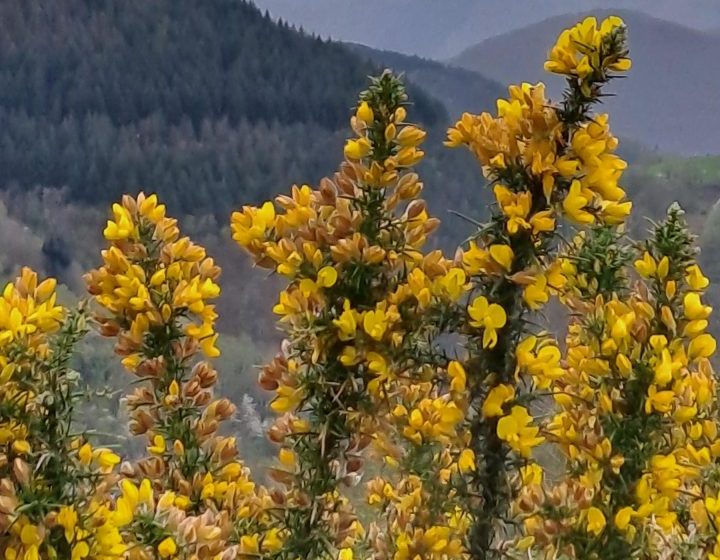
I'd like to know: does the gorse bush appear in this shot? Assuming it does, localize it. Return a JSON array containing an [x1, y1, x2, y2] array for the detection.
[[1, 14, 719, 560]]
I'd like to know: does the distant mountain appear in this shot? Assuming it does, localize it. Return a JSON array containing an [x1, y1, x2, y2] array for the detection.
[[251, 0, 720, 59], [346, 43, 505, 117], [450, 10, 720, 156]]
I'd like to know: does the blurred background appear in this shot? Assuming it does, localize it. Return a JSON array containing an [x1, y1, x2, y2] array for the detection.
[[1, 0, 718, 468]]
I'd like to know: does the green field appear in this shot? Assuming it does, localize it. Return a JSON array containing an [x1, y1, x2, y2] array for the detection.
[[642, 155, 720, 187]]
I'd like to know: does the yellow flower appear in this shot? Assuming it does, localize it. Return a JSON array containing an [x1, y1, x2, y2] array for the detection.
[[12, 440, 31, 455], [299, 265, 338, 296], [344, 137, 372, 160], [448, 360, 467, 393], [23, 545, 40, 560], [58, 506, 78, 543], [494, 185, 531, 234], [93, 448, 120, 470], [317, 266, 338, 288], [397, 125, 427, 147], [231, 201, 276, 246], [686, 264, 709, 290], [529, 209, 556, 235], [148, 434, 166, 455], [496, 406, 544, 457], [356, 101, 374, 124], [199, 332, 221, 358], [688, 333, 716, 360], [586, 506, 606, 535], [684, 292, 712, 321], [482, 384, 515, 418], [363, 306, 389, 341], [158, 537, 177, 558], [601, 200, 632, 224], [103, 203, 136, 241], [278, 447, 296, 467], [20, 524, 41, 549], [138, 193, 166, 222], [435, 268, 467, 301], [520, 463, 544, 485], [71, 542, 90, 560], [240, 534, 260, 554], [333, 299, 359, 340], [634, 251, 656, 277], [366, 352, 392, 394], [653, 349, 674, 386], [562, 180, 594, 224], [614, 507, 634, 531], [523, 273, 549, 310], [271, 385, 304, 413], [340, 345, 360, 366], [467, 296, 507, 349], [516, 336, 564, 389], [458, 449, 476, 474], [545, 16, 630, 80], [645, 385, 675, 414], [489, 244, 514, 271], [262, 528, 284, 553]]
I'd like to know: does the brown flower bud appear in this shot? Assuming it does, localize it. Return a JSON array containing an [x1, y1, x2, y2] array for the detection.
[[193, 391, 212, 407], [0, 479, 15, 496], [136, 356, 166, 378], [120, 461, 137, 478], [268, 468, 293, 485], [544, 519, 561, 536], [98, 320, 121, 337], [193, 362, 218, 388], [269, 488, 286, 506], [0, 495, 17, 515], [258, 370, 279, 391], [405, 199, 425, 220], [184, 379, 202, 398], [12, 458, 30, 486], [129, 408, 155, 435]]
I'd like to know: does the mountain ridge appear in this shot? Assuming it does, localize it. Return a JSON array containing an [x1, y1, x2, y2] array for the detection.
[[251, 0, 720, 59], [449, 9, 720, 155], [345, 43, 505, 118]]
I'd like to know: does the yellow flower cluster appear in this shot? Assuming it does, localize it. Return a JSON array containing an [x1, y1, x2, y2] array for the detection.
[[515, 207, 720, 558], [367, 471, 470, 559], [441, 14, 631, 557], [0, 268, 64, 348], [448, 70, 630, 227], [87, 193, 273, 559], [86, 193, 221, 368], [368, 362, 473, 560], [0, 269, 127, 559], [233, 72, 476, 559], [545, 16, 632, 90]]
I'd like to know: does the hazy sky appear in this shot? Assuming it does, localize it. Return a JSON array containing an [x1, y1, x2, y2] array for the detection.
[[252, 0, 720, 58]]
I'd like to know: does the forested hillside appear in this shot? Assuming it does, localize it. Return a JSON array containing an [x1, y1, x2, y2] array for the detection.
[[0, 0, 449, 214], [0, 0, 491, 412]]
